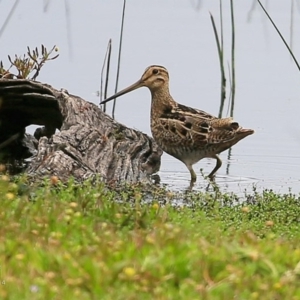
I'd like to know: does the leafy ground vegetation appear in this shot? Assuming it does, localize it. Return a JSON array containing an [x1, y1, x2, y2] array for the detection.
[[0, 169, 300, 300]]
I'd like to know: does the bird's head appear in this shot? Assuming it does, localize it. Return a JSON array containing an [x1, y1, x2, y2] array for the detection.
[[100, 65, 169, 104]]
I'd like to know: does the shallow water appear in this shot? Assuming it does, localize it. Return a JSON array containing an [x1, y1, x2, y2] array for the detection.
[[1, 0, 300, 194]]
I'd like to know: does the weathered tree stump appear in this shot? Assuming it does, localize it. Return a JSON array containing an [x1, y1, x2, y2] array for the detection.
[[0, 79, 162, 183]]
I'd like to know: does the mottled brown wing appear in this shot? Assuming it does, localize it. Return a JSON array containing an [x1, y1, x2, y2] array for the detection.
[[157, 104, 215, 147], [158, 103, 242, 147], [175, 103, 217, 121]]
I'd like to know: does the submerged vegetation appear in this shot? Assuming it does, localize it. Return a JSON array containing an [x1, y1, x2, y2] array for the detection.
[[1, 172, 300, 299]]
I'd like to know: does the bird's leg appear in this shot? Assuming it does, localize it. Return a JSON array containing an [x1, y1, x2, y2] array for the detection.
[[207, 154, 222, 180], [185, 163, 197, 183]]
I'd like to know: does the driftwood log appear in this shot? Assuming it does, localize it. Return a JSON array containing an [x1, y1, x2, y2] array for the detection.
[[0, 79, 162, 183]]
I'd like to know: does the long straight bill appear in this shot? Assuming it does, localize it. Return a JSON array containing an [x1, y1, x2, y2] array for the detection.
[[100, 80, 144, 104]]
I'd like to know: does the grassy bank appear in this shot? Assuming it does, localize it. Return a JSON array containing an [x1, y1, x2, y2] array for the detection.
[[0, 174, 300, 299]]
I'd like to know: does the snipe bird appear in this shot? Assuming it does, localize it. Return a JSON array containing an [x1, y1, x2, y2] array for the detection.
[[101, 66, 254, 182]]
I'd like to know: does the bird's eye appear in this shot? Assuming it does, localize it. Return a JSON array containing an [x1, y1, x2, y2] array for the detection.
[[152, 69, 159, 75]]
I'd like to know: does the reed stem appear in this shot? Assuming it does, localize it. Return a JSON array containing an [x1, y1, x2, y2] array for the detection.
[[210, 2, 226, 118], [112, 0, 127, 119], [229, 0, 236, 117], [0, 0, 20, 38], [257, 0, 300, 72], [290, 0, 294, 55], [64, 0, 73, 59], [100, 39, 112, 112]]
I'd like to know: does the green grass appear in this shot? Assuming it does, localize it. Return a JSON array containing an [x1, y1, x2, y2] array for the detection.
[[1, 173, 300, 299]]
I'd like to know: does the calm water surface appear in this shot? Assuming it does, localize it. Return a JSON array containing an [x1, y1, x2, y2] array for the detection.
[[1, 0, 300, 194]]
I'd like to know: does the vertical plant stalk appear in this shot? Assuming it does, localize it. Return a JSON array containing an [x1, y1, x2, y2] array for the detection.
[[112, 0, 127, 119], [64, 0, 73, 59], [290, 0, 294, 56], [0, 0, 20, 38], [43, 0, 51, 12], [100, 39, 112, 112], [257, 0, 300, 72], [210, 1, 226, 118], [229, 0, 235, 118], [226, 61, 232, 116], [104, 40, 112, 112], [226, 0, 236, 175], [296, 0, 300, 11], [226, 62, 233, 175], [247, 0, 257, 22], [219, 0, 226, 117], [42, 0, 73, 59], [219, 0, 224, 62]]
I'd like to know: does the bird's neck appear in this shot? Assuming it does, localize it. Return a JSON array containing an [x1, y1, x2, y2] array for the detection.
[[150, 87, 176, 116]]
